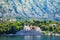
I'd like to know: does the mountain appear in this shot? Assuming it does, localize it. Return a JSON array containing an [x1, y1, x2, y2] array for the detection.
[[0, 0, 60, 21]]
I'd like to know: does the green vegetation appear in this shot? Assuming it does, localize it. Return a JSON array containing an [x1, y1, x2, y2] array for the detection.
[[0, 20, 24, 34], [0, 20, 60, 34]]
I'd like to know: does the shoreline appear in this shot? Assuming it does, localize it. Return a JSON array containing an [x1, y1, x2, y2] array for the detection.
[[0, 32, 60, 36], [44, 33, 60, 36]]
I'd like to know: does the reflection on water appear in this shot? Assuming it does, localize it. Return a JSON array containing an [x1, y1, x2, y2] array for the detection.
[[0, 36, 60, 40], [24, 36, 33, 40], [24, 36, 41, 40]]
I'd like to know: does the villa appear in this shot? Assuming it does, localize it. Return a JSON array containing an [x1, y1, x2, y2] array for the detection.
[[23, 25, 30, 31], [23, 25, 41, 32], [49, 24, 58, 27], [10, 18, 16, 22]]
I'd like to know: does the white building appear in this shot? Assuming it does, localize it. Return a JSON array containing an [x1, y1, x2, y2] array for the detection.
[[49, 24, 58, 27], [49, 24, 58, 29], [35, 27, 41, 32], [10, 18, 16, 22], [24, 25, 30, 31], [23, 25, 41, 32]]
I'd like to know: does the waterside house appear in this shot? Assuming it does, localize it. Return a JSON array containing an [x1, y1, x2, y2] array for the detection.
[[23, 25, 41, 32], [49, 24, 58, 29], [24, 25, 30, 31]]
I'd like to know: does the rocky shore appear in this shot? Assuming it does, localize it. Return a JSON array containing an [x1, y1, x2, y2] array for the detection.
[[44, 32, 60, 36]]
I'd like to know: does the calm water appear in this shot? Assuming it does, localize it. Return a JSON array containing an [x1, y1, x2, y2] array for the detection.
[[0, 35, 60, 40]]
